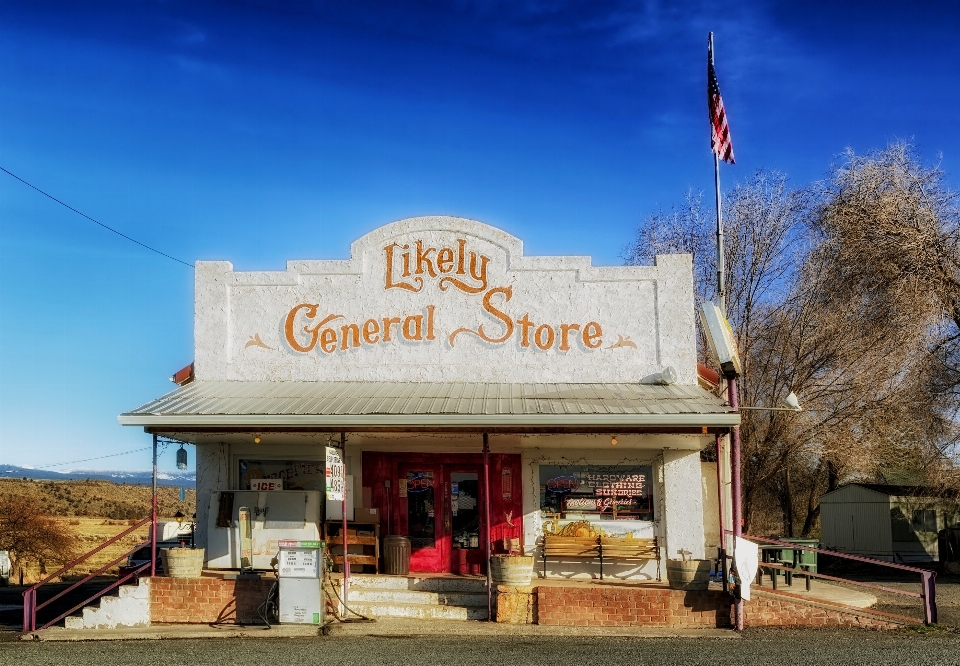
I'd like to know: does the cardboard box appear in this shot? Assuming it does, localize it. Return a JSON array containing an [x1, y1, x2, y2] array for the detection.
[[353, 507, 380, 524]]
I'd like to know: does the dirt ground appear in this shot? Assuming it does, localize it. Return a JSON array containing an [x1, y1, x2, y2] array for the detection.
[[831, 573, 960, 628], [10, 517, 180, 585]]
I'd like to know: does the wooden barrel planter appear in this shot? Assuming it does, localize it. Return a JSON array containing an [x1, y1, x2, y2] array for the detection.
[[665, 559, 711, 591], [161, 548, 205, 578], [491, 555, 534, 586]]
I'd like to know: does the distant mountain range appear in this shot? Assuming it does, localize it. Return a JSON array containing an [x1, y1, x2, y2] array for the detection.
[[0, 464, 195, 487]]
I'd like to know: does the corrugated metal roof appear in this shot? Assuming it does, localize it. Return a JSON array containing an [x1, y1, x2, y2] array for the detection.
[[119, 381, 738, 429]]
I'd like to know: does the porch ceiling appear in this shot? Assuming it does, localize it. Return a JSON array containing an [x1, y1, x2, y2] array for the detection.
[[119, 381, 738, 431]]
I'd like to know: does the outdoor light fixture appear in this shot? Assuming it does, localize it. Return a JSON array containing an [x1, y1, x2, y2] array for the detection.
[[176, 445, 188, 470], [648, 366, 678, 385], [739, 391, 803, 412], [611, 435, 618, 446], [254, 433, 261, 444], [174, 510, 185, 525]]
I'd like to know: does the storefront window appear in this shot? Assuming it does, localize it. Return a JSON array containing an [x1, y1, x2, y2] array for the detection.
[[539, 464, 654, 521], [451, 472, 480, 549], [238, 459, 324, 491], [406, 470, 436, 549]]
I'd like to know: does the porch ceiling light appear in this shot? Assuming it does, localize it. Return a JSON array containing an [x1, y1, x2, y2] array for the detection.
[[611, 435, 618, 446], [254, 433, 261, 444]]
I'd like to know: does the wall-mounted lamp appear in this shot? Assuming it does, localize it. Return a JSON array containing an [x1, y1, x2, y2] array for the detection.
[[611, 435, 618, 446], [254, 433, 261, 444], [739, 391, 802, 412]]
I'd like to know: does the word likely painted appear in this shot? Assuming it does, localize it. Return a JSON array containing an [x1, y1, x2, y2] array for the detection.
[[384, 239, 490, 294], [285, 304, 437, 353]]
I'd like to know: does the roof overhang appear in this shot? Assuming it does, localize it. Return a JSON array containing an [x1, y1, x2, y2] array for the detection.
[[119, 380, 740, 433]]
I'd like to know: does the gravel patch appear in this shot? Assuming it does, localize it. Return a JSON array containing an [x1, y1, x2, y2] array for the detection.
[[2, 631, 960, 665]]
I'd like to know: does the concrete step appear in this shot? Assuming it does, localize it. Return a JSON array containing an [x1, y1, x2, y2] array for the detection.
[[348, 588, 488, 607], [60, 580, 151, 630], [63, 616, 85, 630], [347, 575, 488, 593], [347, 601, 490, 621]]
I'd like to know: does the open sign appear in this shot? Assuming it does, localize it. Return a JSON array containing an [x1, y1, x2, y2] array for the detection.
[[406, 474, 434, 493], [545, 475, 579, 493]]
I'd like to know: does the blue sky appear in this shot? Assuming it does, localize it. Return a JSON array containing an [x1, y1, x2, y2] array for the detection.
[[2, 1, 959, 472]]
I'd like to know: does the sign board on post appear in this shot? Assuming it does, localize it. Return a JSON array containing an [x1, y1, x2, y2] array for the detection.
[[250, 479, 284, 492], [325, 446, 344, 502], [700, 301, 742, 378]]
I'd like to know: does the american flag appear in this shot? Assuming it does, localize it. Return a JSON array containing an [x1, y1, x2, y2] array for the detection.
[[708, 44, 735, 164]]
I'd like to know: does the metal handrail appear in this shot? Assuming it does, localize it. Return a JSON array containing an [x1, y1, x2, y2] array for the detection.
[[35, 561, 151, 631], [739, 532, 938, 625], [22, 515, 153, 632]]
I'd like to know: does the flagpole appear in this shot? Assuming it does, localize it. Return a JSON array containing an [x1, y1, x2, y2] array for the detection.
[[709, 30, 742, 631], [709, 32, 725, 316]]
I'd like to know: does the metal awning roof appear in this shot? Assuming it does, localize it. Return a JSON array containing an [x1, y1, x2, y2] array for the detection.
[[119, 381, 738, 431]]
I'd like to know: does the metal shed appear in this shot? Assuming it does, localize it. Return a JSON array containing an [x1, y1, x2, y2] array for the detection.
[[820, 484, 960, 563]]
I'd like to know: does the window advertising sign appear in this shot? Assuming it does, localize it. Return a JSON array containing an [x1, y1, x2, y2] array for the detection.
[[240, 459, 324, 492], [539, 465, 653, 520], [325, 447, 345, 502]]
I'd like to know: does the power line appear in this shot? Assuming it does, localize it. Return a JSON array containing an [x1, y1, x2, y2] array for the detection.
[[33, 447, 153, 469], [0, 166, 193, 268]]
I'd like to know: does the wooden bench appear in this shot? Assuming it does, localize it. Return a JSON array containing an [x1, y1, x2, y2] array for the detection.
[[541, 534, 660, 580], [600, 536, 661, 580]]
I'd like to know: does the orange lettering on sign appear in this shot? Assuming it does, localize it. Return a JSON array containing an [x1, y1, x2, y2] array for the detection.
[[384, 243, 423, 292], [385, 238, 490, 294], [284, 304, 344, 353], [448, 291, 602, 352]]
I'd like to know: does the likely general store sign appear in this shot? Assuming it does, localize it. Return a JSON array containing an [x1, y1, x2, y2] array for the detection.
[[193, 216, 696, 383]]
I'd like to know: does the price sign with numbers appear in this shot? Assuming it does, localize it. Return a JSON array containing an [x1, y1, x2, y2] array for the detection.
[[325, 446, 345, 502]]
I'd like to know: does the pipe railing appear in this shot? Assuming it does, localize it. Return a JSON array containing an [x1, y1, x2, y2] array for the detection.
[[739, 532, 938, 625], [22, 515, 154, 632]]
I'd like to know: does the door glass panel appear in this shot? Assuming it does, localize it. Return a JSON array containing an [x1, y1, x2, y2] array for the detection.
[[406, 470, 436, 549], [450, 472, 480, 549]]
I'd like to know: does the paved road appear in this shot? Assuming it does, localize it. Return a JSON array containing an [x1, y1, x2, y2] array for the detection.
[[3, 631, 960, 665]]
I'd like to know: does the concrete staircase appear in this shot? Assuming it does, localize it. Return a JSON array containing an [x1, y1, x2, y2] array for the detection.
[[341, 575, 490, 621], [62, 579, 150, 630]]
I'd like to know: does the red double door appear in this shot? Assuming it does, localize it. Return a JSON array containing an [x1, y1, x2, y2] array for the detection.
[[364, 452, 522, 574]]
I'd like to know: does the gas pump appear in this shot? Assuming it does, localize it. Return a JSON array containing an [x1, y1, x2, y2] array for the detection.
[[277, 540, 324, 625]]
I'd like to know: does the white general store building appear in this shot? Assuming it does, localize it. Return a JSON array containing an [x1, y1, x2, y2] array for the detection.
[[121, 216, 737, 580]]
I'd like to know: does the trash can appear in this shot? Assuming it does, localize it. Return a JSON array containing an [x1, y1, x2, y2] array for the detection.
[[383, 535, 411, 575], [780, 538, 818, 574]]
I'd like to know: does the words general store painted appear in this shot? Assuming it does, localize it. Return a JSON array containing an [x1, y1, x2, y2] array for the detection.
[[195, 216, 696, 383]]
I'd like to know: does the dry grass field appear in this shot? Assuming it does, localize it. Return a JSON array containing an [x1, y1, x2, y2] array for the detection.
[[0, 478, 196, 583]]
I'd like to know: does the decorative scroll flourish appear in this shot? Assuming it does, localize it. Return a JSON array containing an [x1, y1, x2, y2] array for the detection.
[[605, 334, 637, 350], [245, 333, 274, 350]]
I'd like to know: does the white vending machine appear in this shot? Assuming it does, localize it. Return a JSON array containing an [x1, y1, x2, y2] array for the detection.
[[278, 540, 324, 625]]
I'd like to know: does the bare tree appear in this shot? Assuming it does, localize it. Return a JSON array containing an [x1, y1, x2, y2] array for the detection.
[[627, 152, 960, 537], [0, 493, 78, 584]]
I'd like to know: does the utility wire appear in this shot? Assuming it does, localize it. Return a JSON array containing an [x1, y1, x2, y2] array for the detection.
[[0, 166, 193, 268], [32, 447, 153, 469]]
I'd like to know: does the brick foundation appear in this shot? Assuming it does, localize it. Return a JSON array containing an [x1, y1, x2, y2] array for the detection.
[[535, 584, 732, 628], [746, 590, 904, 630], [150, 574, 275, 624]]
